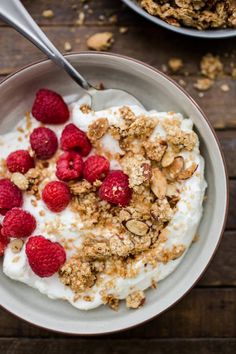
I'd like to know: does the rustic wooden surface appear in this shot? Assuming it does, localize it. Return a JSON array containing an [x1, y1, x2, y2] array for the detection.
[[0, 0, 236, 353]]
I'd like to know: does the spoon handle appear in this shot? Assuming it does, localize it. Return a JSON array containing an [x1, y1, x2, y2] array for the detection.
[[0, 0, 90, 90]]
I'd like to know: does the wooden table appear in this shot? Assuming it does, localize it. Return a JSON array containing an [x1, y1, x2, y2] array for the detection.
[[0, 1, 236, 353]]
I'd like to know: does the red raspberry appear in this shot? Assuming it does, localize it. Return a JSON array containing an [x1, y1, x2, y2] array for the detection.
[[0, 179, 23, 215], [6, 149, 35, 174], [60, 123, 92, 157], [32, 89, 69, 124], [42, 181, 71, 213], [25, 235, 66, 277], [99, 170, 132, 207], [83, 155, 110, 183], [0, 224, 9, 256], [30, 127, 58, 160], [2, 208, 36, 238], [56, 151, 83, 182]]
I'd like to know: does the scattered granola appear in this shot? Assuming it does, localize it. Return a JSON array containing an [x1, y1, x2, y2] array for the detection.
[[42, 9, 54, 19], [102, 294, 120, 311], [64, 41, 72, 52], [168, 58, 183, 72], [80, 104, 91, 114], [121, 154, 151, 188], [126, 290, 145, 309], [143, 138, 167, 162], [87, 118, 109, 142], [59, 258, 97, 293], [201, 54, 223, 80], [194, 78, 213, 91], [221, 83, 230, 92], [150, 198, 174, 223], [86, 32, 114, 51], [167, 130, 197, 152], [119, 26, 129, 34]]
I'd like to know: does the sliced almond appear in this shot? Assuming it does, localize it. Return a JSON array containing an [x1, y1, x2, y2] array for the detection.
[[164, 156, 184, 180], [178, 163, 198, 180], [161, 149, 175, 167], [124, 219, 149, 236], [10, 239, 24, 254], [151, 168, 167, 199]]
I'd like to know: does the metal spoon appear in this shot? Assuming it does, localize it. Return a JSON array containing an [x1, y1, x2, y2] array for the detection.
[[0, 0, 143, 110]]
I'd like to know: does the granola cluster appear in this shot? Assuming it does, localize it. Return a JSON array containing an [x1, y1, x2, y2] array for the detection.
[[1, 106, 199, 310], [139, 0, 236, 30], [58, 107, 198, 310]]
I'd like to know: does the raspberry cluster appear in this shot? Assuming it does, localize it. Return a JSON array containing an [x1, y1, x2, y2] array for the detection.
[[0, 88, 133, 278]]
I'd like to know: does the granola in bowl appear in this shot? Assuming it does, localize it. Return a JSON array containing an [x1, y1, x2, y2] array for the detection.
[[138, 0, 236, 30], [0, 88, 206, 311]]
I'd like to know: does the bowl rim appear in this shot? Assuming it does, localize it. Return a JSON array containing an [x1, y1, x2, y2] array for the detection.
[[0, 51, 229, 335], [121, 0, 236, 39]]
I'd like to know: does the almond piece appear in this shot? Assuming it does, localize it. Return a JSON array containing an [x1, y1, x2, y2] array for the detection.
[[124, 219, 149, 236], [178, 163, 198, 180], [164, 156, 184, 180], [161, 149, 175, 167], [171, 245, 186, 260], [151, 168, 167, 199]]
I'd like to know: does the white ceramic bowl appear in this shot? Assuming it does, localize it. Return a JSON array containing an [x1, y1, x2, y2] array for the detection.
[[122, 0, 236, 39], [0, 52, 228, 335]]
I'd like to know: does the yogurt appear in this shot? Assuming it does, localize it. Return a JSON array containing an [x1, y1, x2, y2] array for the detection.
[[1, 98, 207, 310]]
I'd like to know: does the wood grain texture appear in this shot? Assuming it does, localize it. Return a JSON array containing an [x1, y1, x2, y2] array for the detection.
[[0, 338, 236, 354], [228, 181, 236, 230], [0, 288, 235, 338], [0, 0, 235, 347], [19, 0, 131, 26]]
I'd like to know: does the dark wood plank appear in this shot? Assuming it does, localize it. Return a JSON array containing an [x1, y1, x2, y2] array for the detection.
[[0, 288, 235, 338], [19, 0, 130, 26], [0, 338, 236, 354], [228, 180, 236, 230], [199, 231, 236, 286], [216, 131, 236, 177]]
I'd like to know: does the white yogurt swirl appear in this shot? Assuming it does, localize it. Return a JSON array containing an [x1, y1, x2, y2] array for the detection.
[[1, 98, 207, 310]]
